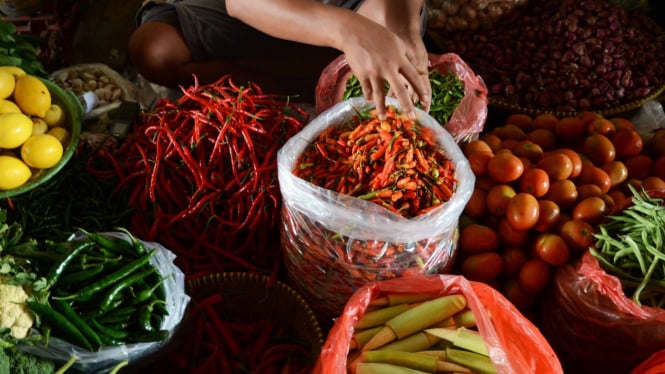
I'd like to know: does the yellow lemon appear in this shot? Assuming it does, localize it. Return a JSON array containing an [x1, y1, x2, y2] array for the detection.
[[0, 112, 33, 149], [0, 70, 15, 100], [20, 134, 64, 169], [0, 66, 26, 78], [42, 104, 66, 127], [0, 155, 31, 190], [0, 99, 21, 114], [32, 118, 48, 135], [46, 126, 70, 145], [13, 74, 51, 118]]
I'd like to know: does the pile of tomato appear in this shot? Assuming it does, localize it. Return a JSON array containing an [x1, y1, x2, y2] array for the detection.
[[454, 111, 665, 310]]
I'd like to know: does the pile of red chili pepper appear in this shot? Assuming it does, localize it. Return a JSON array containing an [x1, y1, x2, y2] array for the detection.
[[151, 293, 313, 374], [88, 75, 307, 278], [292, 106, 456, 218]]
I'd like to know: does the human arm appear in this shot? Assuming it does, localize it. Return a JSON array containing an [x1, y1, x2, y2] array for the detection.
[[225, 0, 430, 119]]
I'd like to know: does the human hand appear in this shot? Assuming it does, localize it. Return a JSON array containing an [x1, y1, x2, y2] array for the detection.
[[340, 21, 430, 120]]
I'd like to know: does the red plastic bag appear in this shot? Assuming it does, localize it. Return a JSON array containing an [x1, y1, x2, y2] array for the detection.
[[314, 53, 488, 142], [632, 349, 665, 374], [541, 249, 665, 374], [541, 189, 665, 374], [313, 274, 562, 374]]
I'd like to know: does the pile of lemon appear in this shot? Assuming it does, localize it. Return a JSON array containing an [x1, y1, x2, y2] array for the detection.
[[0, 65, 71, 191]]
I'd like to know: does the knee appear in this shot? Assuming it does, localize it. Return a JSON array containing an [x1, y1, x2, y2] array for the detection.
[[128, 24, 189, 83]]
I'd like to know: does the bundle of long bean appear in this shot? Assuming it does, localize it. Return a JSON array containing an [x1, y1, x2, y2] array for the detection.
[[88, 75, 307, 278], [590, 187, 665, 307]]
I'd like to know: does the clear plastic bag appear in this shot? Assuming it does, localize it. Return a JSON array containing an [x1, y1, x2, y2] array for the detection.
[[315, 53, 488, 143], [277, 97, 475, 320], [631, 100, 665, 135], [19, 231, 190, 373], [313, 274, 564, 374]]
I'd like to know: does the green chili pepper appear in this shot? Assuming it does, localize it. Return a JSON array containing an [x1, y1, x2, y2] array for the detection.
[[56, 249, 157, 303], [132, 274, 168, 306], [89, 318, 129, 341], [99, 267, 157, 311], [51, 299, 103, 351], [45, 241, 95, 290], [139, 299, 166, 332], [28, 301, 93, 351], [76, 228, 136, 258]]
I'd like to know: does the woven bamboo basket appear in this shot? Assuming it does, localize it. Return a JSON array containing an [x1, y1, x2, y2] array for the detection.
[[185, 272, 325, 362], [488, 83, 665, 119]]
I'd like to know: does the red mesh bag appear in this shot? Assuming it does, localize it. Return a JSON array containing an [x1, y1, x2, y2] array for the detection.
[[314, 274, 563, 374]]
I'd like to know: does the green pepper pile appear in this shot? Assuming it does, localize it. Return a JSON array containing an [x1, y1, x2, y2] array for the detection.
[[6, 227, 169, 351], [343, 70, 465, 126]]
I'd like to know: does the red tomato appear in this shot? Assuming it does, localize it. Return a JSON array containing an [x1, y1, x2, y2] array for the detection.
[[501, 247, 528, 278], [501, 279, 538, 310], [533, 233, 571, 266], [581, 133, 616, 165], [518, 259, 552, 293], [552, 148, 583, 179], [532, 113, 559, 130], [653, 155, 665, 180], [533, 199, 561, 233], [538, 152, 573, 181], [611, 129, 643, 159], [467, 151, 494, 176], [576, 184, 604, 200], [496, 217, 528, 248], [555, 116, 587, 143], [577, 164, 612, 193], [463, 139, 493, 156], [526, 128, 558, 151], [544, 179, 579, 210], [480, 133, 502, 152], [486, 184, 516, 216], [559, 219, 596, 253], [643, 176, 665, 191], [488, 151, 524, 183], [519, 168, 550, 198], [572, 196, 608, 224], [624, 155, 654, 180], [461, 252, 504, 283], [493, 123, 527, 140], [586, 117, 616, 137], [651, 129, 665, 157], [600, 160, 629, 187], [505, 113, 534, 132], [505, 193, 540, 231], [512, 140, 545, 164], [464, 188, 488, 219], [458, 223, 499, 254]]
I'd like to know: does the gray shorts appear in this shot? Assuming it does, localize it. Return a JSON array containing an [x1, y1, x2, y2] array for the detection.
[[137, 0, 426, 62]]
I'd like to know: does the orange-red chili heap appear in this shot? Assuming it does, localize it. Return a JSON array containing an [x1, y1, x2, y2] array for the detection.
[[293, 106, 456, 218]]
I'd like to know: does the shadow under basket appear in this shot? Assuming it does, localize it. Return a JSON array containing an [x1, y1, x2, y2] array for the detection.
[[186, 272, 325, 363]]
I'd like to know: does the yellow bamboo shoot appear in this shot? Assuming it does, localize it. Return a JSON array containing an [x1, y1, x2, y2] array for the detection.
[[363, 295, 467, 351]]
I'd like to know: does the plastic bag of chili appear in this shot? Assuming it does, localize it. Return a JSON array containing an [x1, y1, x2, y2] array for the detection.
[[277, 97, 475, 321]]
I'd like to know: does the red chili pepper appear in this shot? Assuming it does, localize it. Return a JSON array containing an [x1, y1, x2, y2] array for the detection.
[[88, 74, 307, 278]]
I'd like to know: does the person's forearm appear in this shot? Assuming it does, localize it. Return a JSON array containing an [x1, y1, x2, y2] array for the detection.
[[225, 0, 361, 52], [358, 0, 424, 37]]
